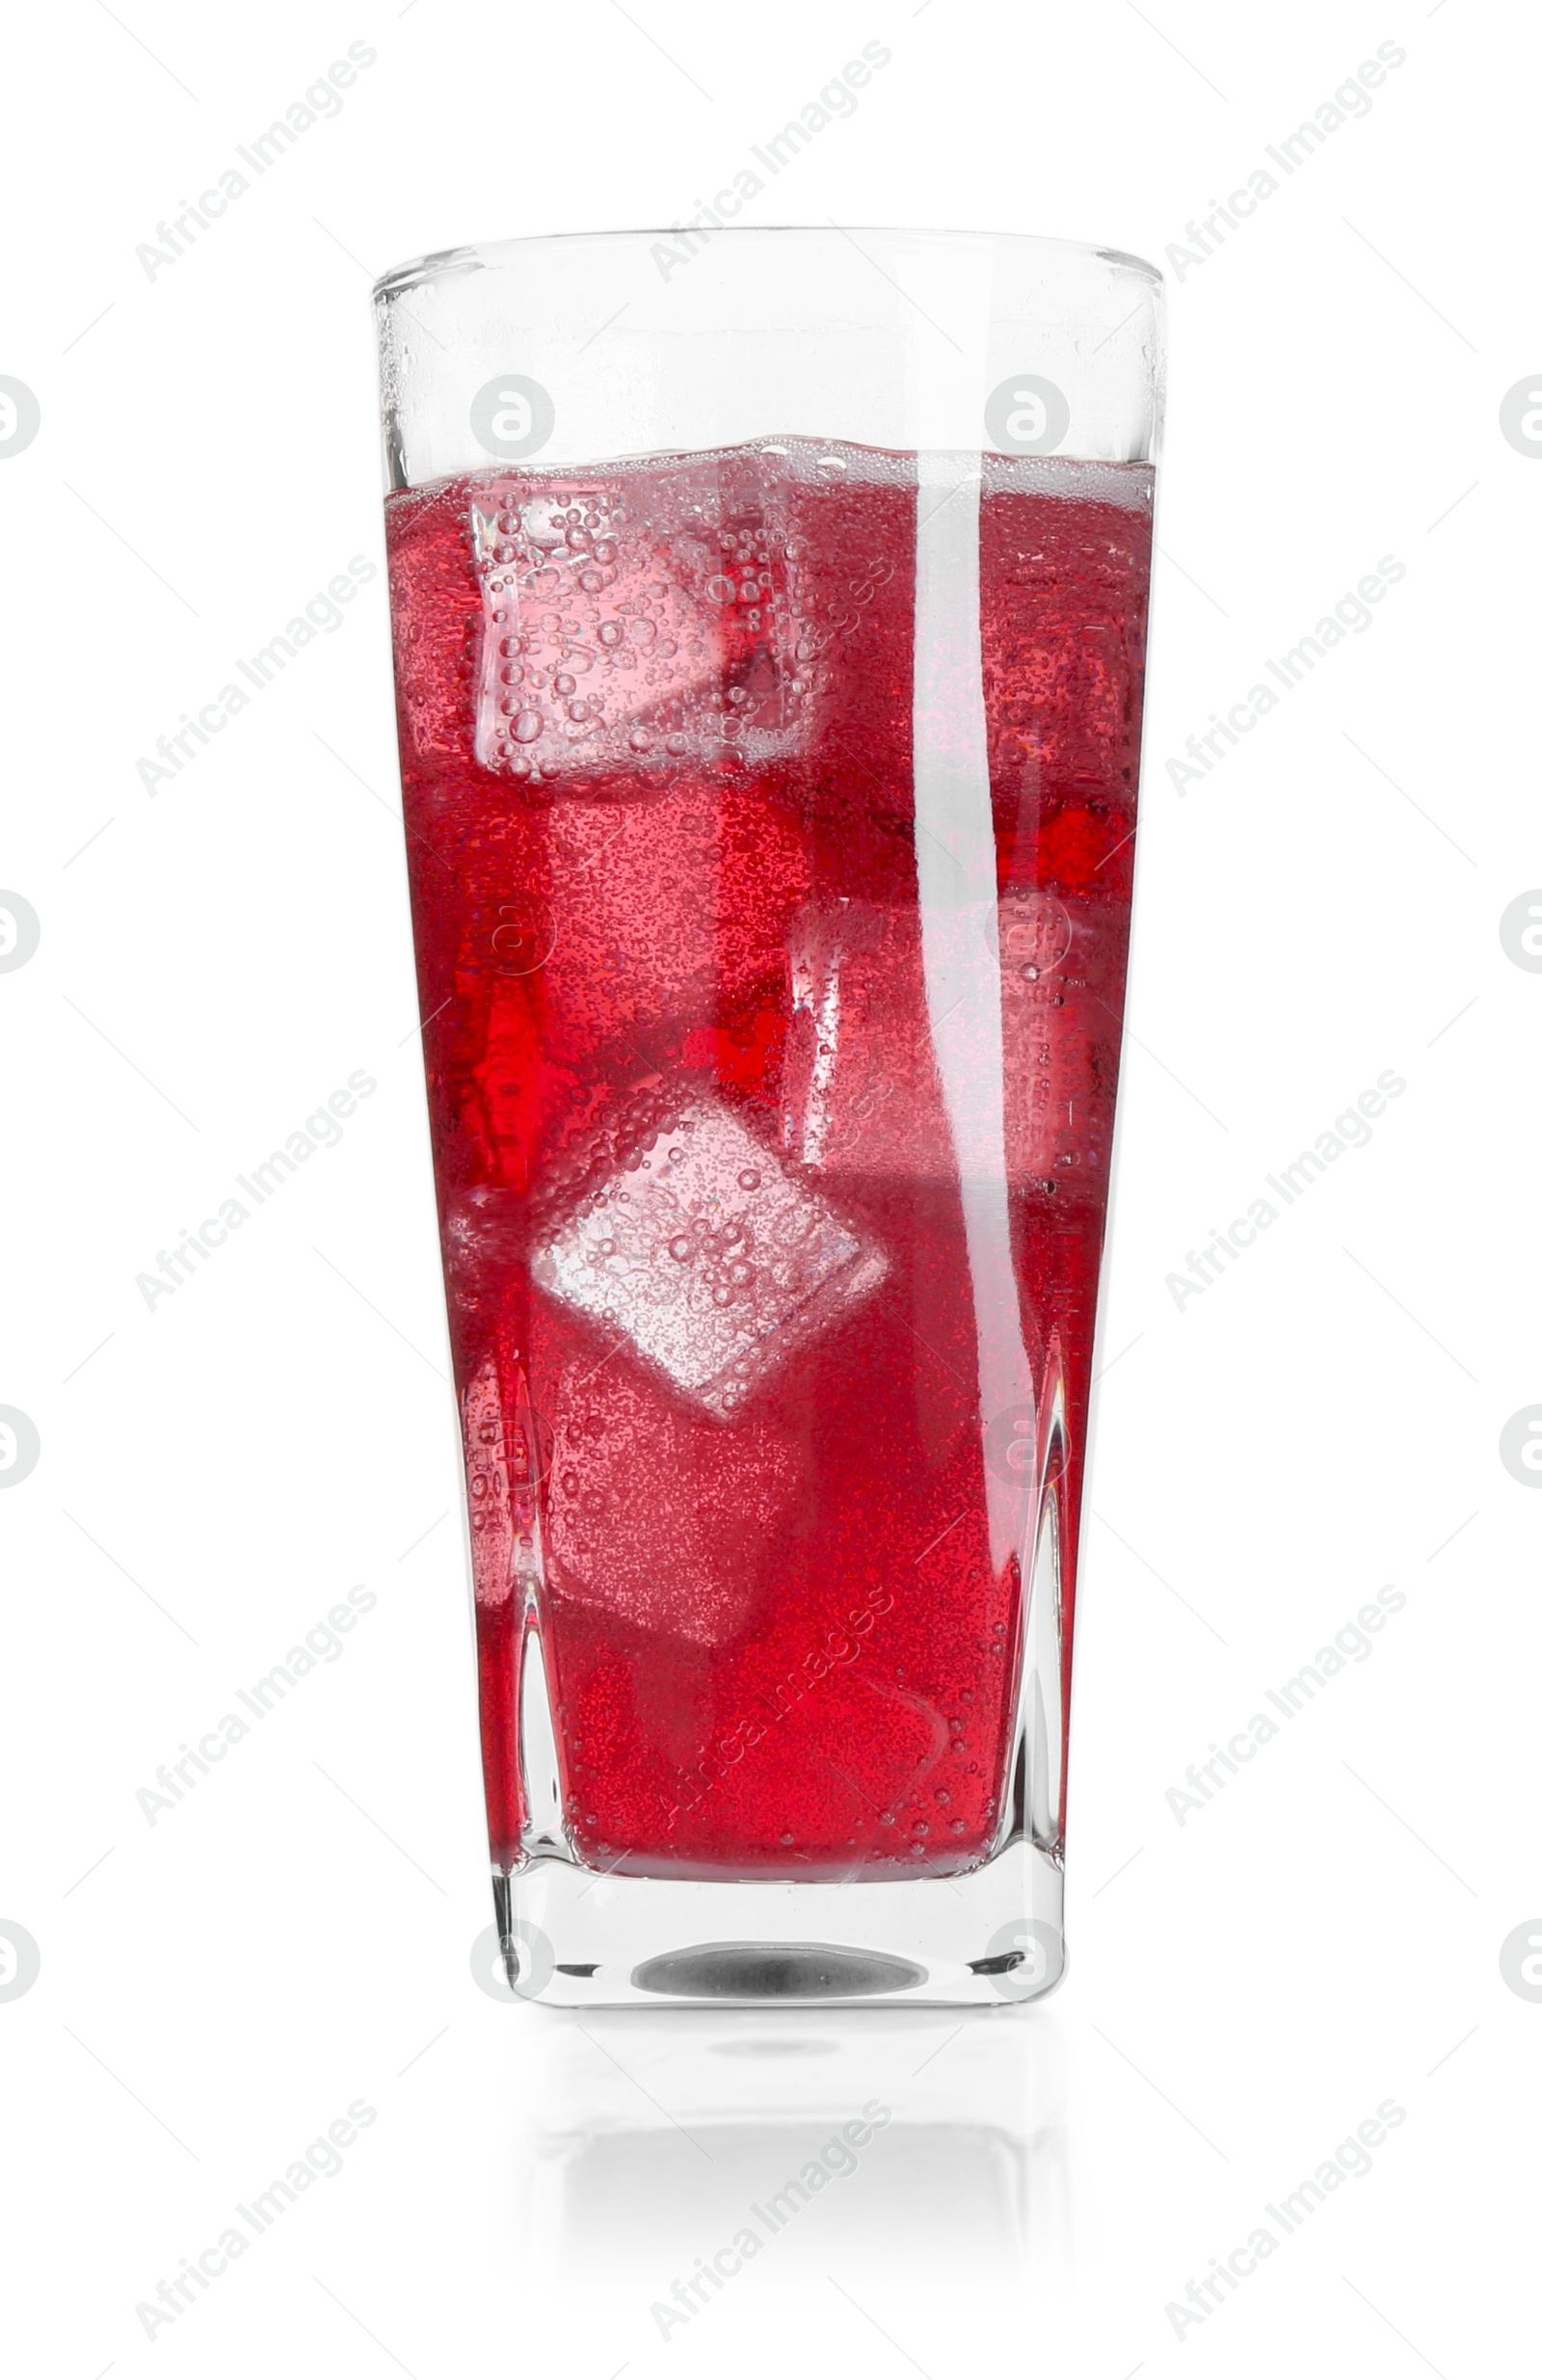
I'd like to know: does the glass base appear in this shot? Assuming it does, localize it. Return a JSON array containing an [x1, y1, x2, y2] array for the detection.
[[492, 1839, 1065, 2007], [492, 1440, 1071, 2009]]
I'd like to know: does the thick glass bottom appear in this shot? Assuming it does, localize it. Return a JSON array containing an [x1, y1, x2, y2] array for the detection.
[[492, 1838, 1065, 2008]]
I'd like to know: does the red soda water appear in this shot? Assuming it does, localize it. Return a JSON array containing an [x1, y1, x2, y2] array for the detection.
[[385, 438, 1151, 1883]]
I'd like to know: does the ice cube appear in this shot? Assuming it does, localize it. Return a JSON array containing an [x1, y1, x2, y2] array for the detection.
[[463, 1359, 515, 1607], [527, 783, 814, 1074], [784, 898, 944, 1178], [461, 1357, 549, 1608], [387, 479, 479, 760], [782, 892, 1118, 1188], [997, 889, 1122, 1189], [470, 446, 812, 789], [530, 1093, 886, 1417], [542, 1359, 798, 1645]]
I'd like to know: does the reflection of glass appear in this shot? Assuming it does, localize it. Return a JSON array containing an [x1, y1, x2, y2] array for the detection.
[[375, 228, 1163, 2004], [506, 2007, 1065, 2367]]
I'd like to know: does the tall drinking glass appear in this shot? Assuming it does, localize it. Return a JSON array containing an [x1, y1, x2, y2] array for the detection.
[[374, 227, 1162, 2004]]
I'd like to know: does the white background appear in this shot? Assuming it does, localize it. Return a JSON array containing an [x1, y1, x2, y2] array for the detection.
[[2, 1, 1537, 2373]]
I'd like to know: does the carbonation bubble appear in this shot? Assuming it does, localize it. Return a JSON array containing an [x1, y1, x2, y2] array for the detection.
[[512, 709, 543, 743]]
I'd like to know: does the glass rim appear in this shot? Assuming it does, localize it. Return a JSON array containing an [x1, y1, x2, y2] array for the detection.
[[373, 226, 1164, 305]]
